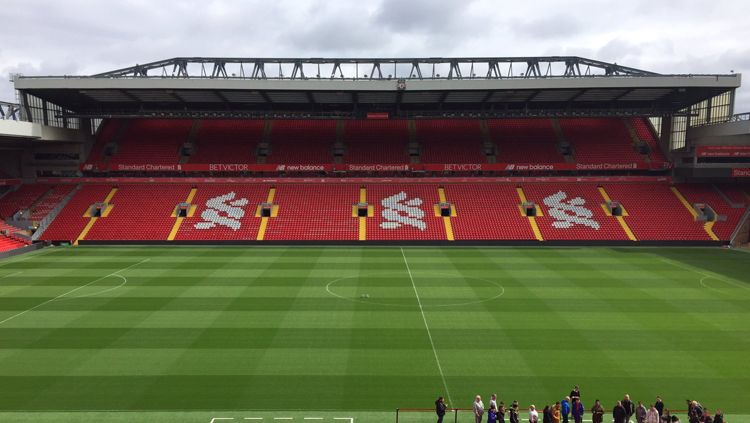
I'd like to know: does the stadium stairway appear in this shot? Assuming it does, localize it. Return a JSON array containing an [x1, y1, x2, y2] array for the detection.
[[0, 221, 29, 252], [264, 184, 358, 241], [447, 184, 535, 240], [603, 184, 711, 241], [366, 184, 447, 240], [30, 185, 76, 223], [84, 185, 191, 241], [29, 182, 747, 244], [522, 184, 633, 241], [675, 184, 748, 241], [0, 184, 51, 219], [39, 185, 116, 243], [174, 185, 268, 241]]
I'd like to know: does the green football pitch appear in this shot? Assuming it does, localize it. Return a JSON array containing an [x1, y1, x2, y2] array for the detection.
[[0, 246, 748, 423]]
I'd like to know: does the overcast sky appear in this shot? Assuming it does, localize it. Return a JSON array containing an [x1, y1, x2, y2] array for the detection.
[[2, 0, 749, 111]]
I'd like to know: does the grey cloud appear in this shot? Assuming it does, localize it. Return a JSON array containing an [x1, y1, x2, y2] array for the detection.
[[509, 15, 585, 40], [374, 0, 481, 33], [0, 0, 748, 111]]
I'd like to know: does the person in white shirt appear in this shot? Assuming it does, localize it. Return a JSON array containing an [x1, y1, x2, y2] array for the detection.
[[490, 394, 498, 413], [529, 405, 539, 423], [646, 405, 661, 423], [474, 395, 485, 423]]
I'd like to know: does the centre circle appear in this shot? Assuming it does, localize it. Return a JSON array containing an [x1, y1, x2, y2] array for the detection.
[[325, 271, 505, 308]]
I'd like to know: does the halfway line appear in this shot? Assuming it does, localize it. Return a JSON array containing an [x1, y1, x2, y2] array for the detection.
[[0, 258, 150, 326], [400, 247, 453, 407]]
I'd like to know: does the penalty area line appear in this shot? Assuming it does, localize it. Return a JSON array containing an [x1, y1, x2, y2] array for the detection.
[[0, 258, 149, 327]]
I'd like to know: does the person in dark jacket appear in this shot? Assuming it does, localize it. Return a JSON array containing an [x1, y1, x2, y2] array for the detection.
[[591, 400, 604, 423], [543, 405, 552, 423], [498, 402, 507, 423], [572, 398, 584, 423], [570, 386, 581, 402], [561, 397, 571, 423], [510, 401, 520, 423], [655, 397, 665, 419], [613, 401, 628, 423], [688, 401, 703, 423], [488, 405, 499, 423], [436, 396, 447, 423], [622, 395, 635, 422], [713, 409, 723, 423]]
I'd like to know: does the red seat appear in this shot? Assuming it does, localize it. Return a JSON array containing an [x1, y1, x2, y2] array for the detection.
[[344, 120, 409, 164], [488, 119, 563, 163], [266, 120, 335, 164], [417, 120, 487, 163], [189, 120, 264, 164], [560, 118, 645, 164], [265, 184, 359, 241]]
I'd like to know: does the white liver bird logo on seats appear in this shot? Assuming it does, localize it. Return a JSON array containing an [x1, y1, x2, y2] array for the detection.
[[379, 191, 427, 231], [194, 191, 249, 231], [543, 191, 600, 230]]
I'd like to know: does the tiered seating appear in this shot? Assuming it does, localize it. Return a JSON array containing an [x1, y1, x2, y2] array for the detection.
[[0, 221, 28, 252], [108, 119, 192, 165], [34, 182, 745, 243], [488, 119, 563, 163], [560, 118, 645, 164], [266, 120, 335, 164], [85, 185, 192, 241], [265, 185, 358, 240], [39, 185, 114, 242], [0, 236, 26, 252], [716, 184, 749, 206], [189, 120, 264, 164], [676, 184, 747, 240], [0, 184, 50, 219], [86, 119, 122, 164], [630, 118, 666, 162], [447, 184, 535, 240], [603, 184, 710, 241], [523, 184, 630, 240], [417, 120, 486, 163], [175, 185, 269, 241], [343, 120, 409, 163], [367, 184, 446, 240], [30, 185, 76, 222]]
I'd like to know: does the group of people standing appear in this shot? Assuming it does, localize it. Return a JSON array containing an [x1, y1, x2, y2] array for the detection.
[[433, 387, 724, 423]]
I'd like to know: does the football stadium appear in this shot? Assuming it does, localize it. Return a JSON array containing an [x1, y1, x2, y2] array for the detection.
[[1, 49, 750, 423]]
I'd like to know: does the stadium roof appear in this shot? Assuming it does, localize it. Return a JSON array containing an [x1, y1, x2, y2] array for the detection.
[[14, 56, 741, 119]]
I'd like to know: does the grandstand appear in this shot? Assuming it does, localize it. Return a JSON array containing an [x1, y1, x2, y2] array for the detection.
[[1, 56, 749, 423], [0, 56, 747, 247]]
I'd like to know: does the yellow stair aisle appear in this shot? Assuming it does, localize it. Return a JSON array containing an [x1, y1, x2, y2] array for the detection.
[[74, 187, 118, 245], [359, 187, 367, 241], [670, 186, 719, 241], [597, 186, 637, 241], [515, 187, 544, 241], [167, 187, 198, 241], [436, 187, 455, 241], [256, 187, 277, 241]]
